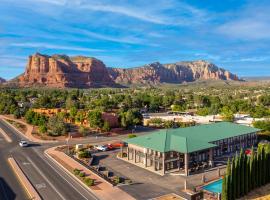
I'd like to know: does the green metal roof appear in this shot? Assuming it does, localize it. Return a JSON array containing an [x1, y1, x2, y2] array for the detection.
[[126, 122, 260, 153]]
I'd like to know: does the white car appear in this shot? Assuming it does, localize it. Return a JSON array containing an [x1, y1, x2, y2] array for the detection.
[[95, 145, 108, 151], [19, 140, 29, 147]]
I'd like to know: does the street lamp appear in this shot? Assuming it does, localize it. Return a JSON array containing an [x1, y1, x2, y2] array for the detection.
[[66, 132, 71, 155]]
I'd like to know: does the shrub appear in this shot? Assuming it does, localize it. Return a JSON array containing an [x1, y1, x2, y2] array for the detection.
[[84, 178, 94, 186], [78, 150, 91, 158], [127, 134, 137, 139], [73, 168, 80, 175], [79, 172, 85, 177], [114, 176, 121, 184]]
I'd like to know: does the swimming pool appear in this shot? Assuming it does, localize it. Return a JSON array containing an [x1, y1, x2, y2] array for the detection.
[[203, 179, 222, 193]]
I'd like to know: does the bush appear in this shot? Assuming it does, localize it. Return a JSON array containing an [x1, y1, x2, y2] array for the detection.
[[73, 168, 80, 175], [84, 178, 94, 186], [39, 124, 47, 134], [79, 172, 85, 177], [127, 134, 137, 139], [78, 150, 91, 158], [114, 176, 121, 184]]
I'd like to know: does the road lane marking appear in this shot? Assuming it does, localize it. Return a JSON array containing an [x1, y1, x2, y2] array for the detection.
[[8, 157, 42, 200], [0, 127, 12, 143], [25, 156, 67, 200], [43, 152, 98, 200], [22, 162, 31, 165], [35, 183, 46, 189]]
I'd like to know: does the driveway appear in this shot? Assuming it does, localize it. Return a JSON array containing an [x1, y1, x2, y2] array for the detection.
[[93, 150, 184, 200]]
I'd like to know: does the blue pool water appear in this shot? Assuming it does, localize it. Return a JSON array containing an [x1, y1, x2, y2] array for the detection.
[[203, 179, 222, 193]]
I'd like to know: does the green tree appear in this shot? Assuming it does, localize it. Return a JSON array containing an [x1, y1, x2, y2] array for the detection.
[[164, 120, 174, 129], [39, 124, 47, 134], [231, 157, 236, 200], [222, 175, 228, 200], [69, 106, 78, 122], [240, 150, 245, 196], [88, 110, 104, 129], [47, 115, 68, 136], [221, 106, 234, 122], [250, 148, 255, 190], [102, 121, 111, 132], [226, 159, 231, 200]]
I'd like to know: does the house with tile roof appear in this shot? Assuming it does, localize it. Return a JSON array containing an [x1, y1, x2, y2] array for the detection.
[[121, 122, 260, 176]]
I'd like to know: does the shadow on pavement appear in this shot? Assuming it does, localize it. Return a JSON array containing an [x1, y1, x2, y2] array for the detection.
[[27, 143, 41, 147], [0, 177, 17, 200]]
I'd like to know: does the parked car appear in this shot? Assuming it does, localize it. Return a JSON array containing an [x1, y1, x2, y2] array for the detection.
[[106, 144, 115, 150], [19, 140, 29, 147], [95, 145, 108, 152], [111, 142, 127, 148]]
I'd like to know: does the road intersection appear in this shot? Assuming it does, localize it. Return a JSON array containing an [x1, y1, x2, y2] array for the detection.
[[0, 119, 98, 200]]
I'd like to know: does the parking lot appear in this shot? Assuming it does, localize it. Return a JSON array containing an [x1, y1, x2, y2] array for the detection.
[[92, 150, 177, 199], [91, 147, 226, 199]]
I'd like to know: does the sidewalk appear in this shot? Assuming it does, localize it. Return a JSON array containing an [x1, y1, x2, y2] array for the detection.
[[0, 115, 55, 143], [46, 147, 135, 200]]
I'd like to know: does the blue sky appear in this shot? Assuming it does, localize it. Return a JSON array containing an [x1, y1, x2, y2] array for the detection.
[[1, 0, 270, 79]]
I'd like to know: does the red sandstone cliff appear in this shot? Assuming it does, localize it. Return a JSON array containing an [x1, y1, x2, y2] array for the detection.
[[13, 53, 240, 88], [18, 53, 115, 88], [108, 60, 240, 84]]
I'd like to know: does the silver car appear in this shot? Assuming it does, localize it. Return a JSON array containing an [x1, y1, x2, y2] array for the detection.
[[19, 140, 29, 147]]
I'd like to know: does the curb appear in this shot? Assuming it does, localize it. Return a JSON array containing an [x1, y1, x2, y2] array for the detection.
[[2, 118, 56, 143], [44, 149, 99, 200], [0, 127, 12, 142], [2, 118, 31, 141], [8, 157, 42, 200]]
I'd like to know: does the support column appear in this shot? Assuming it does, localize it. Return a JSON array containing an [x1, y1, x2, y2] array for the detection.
[[162, 152, 165, 175], [153, 151, 156, 170], [120, 146, 123, 158], [134, 149, 137, 163], [127, 147, 130, 160], [209, 148, 213, 167], [145, 153, 147, 167], [184, 153, 189, 176]]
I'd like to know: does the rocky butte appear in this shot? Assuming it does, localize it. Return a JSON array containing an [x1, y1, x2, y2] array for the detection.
[[14, 53, 240, 88], [108, 60, 240, 85], [18, 53, 115, 88]]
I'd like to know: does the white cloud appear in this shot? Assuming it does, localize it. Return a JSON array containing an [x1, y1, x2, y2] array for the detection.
[[21, 0, 208, 26], [10, 42, 105, 52], [217, 3, 270, 40], [77, 29, 145, 45], [81, 4, 169, 25], [218, 19, 270, 40]]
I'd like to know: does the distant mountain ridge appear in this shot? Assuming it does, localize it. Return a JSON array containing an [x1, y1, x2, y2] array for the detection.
[[108, 60, 239, 84], [10, 53, 240, 88], [0, 77, 6, 83]]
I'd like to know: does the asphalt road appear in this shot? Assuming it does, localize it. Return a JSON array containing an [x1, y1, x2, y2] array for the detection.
[[0, 119, 98, 200]]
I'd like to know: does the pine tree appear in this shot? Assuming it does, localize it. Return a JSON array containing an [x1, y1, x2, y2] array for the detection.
[[262, 148, 266, 185], [268, 153, 270, 183], [254, 152, 258, 188], [235, 154, 240, 198], [231, 157, 236, 200], [222, 175, 228, 200], [240, 149, 245, 196], [249, 148, 254, 191], [257, 150, 262, 187], [226, 159, 231, 200], [244, 156, 249, 195]]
